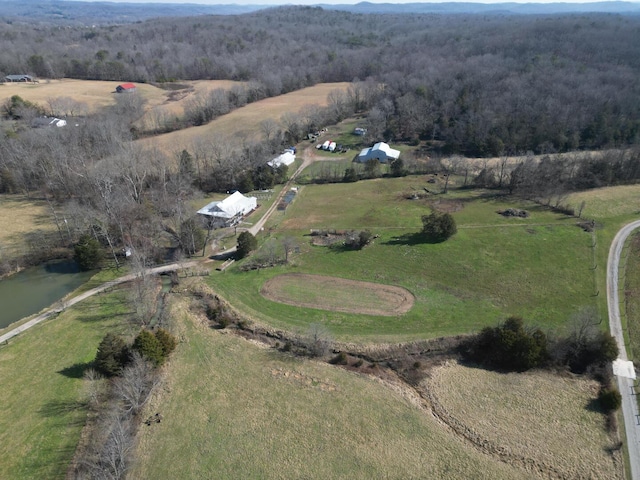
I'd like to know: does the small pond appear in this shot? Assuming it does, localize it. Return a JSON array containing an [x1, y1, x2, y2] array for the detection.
[[0, 260, 94, 330]]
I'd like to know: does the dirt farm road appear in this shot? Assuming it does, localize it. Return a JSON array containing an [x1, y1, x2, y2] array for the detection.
[[247, 146, 315, 236], [607, 220, 640, 480], [0, 146, 320, 344], [0, 261, 199, 345]]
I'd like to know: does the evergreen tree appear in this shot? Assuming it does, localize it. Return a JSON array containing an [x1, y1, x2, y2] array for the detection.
[[132, 329, 165, 367], [155, 328, 177, 357], [236, 231, 257, 259], [94, 333, 129, 377], [74, 234, 102, 270], [390, 158, 407, 177]]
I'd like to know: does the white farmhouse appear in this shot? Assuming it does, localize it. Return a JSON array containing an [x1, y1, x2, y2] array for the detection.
[[357, 142, 400, 163], [268, 151, 296, 169], [197, 191, 257, 227]]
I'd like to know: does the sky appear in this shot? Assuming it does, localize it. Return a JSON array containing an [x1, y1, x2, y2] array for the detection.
[[64, 0, 640, 5]]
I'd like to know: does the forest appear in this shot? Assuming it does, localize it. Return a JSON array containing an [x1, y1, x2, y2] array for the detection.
[[1, 7, 640, 274], [0, 8, 639, 155]]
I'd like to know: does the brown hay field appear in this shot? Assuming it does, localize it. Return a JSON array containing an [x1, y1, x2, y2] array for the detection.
[[139, 82, 350, 154], [426, 362, 623, 479], [0, 79, 163, 113], [130, 294, 527, 479], [261, 273, 415, 316], [0, 78, 239, 117], [135, 79, 241, 131], [0, 195, 54, 257]]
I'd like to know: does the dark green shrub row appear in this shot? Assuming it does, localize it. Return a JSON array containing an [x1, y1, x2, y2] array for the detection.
[[94, 328, 177, 376]]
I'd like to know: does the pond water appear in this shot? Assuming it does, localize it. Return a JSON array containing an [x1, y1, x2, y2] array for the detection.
[[0, 260, 94, 330]]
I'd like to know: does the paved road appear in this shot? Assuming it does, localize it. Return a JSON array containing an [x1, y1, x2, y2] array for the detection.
[[607, 219, 640, 480], [0, 261, 199, 345]]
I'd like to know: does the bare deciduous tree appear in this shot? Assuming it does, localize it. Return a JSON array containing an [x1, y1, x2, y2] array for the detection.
[[113, 353, 160, 415]]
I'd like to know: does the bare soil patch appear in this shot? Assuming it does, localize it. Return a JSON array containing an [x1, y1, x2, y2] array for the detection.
[[261, 273, 414, 316], [430, 199, 465, 213]]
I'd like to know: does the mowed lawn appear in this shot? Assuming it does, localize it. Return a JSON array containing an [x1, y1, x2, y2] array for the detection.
[[0, 288, 135, 480], [208, 178, 597, 341], [140, 82, 351, 155], [130, 299, 528, 480]]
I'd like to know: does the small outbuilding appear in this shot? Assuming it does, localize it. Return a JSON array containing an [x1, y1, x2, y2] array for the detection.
[[268, 151, 296, 169], [5, 74, 34, 83], [32, 116, 67, 128], [116, 83, 136, 93], [357, 142, 401, 163], [197, 191, 257, 227]]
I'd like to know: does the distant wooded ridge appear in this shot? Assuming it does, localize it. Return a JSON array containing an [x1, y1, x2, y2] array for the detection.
[[1, 6, 639, 155], [0, 1, 639, 24]]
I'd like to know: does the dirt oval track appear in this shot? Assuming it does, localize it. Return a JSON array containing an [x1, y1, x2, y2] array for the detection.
[[260, 273, 415, 316]]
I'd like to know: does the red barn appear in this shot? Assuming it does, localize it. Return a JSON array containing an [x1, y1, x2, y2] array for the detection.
[[116, 83, 136, 93]]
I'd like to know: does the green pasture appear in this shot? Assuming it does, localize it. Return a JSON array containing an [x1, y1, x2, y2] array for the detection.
[[130, 307, 525, 480], [568, 184, 640, 322], [300, 158, 361, 180], [625, 234, 640, 362], [325, 117, 367, 148], [0, 288, 135, 480], [209, 177, 599, 341]]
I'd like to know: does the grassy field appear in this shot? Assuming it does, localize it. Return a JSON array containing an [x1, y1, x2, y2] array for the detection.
[[0, 287, 135, 480], [0, 195, 56, 258], [130, 294, 528, 480], [136, 79, 241, 130], [568, 184, 640, 321], [623, 234, 640, 362], [139, 83, 350, 155], [0, 79, 166, 113], [208, 178, 596, 341], [261, 273, 414, 316], [427, 362, 622, 479], [0, 78, 238, 118]]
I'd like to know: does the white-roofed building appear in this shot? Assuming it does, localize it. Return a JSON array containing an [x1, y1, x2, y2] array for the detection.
[[197, 191, 257, 227], [268, 151, 296, 169], [357, 142, 401, 163]]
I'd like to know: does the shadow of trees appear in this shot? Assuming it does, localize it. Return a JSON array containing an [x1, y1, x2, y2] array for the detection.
[[58, 361, 93, 379], [383, 232, 427, 246]]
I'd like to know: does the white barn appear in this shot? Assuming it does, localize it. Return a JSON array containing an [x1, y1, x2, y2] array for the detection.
[[357, 142, 400, 163], [268, 151, 295, 169], [197, 191, 257, 227]]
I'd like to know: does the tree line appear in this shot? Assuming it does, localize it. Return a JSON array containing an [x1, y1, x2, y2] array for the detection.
[[0, 8, 639, 154]]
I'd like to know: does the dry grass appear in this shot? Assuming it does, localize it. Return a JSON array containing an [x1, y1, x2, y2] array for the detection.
[[261, 273, 415, 316], [426, 362, 623, 479], [568, 184, 640, 220], [135, 79, 241, 131], [139, 82, 351, 155], [1, 79, 161, 113], [0, 78, 239, 117], [0, 195, 54, 257], [130, 293, 526, 480]]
